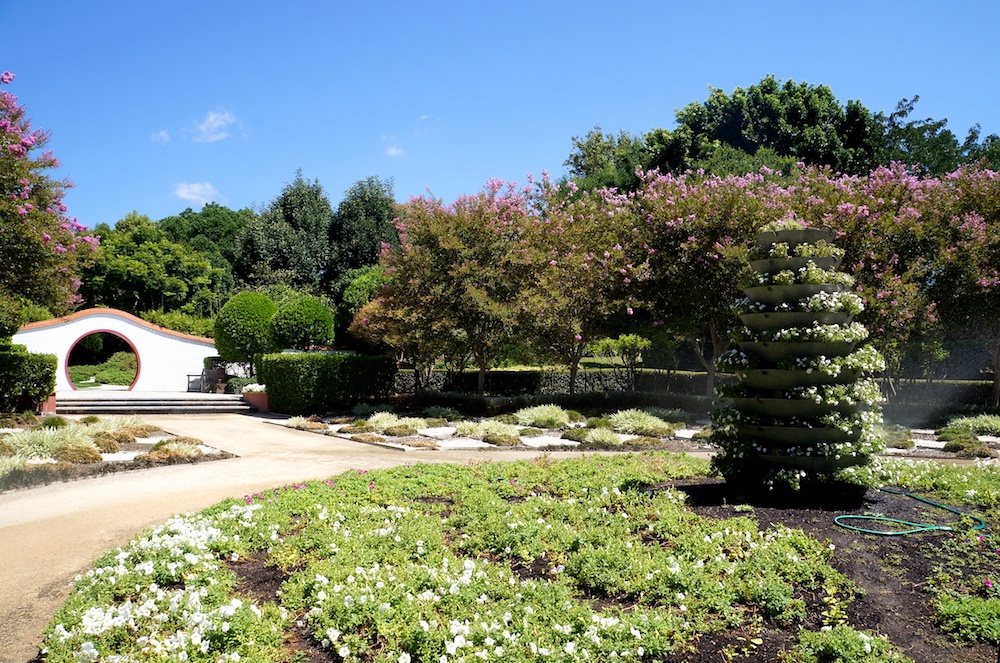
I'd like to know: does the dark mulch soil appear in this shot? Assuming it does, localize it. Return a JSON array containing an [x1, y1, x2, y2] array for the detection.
[[228, 480, 998, 663]]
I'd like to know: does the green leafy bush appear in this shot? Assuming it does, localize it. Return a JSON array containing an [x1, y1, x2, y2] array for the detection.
[[0, 437, 15, 456], [259, 352, 396, 414], [214, 292, 279, 365], [270, 294, 334, 349], [786, 625, 913, 662], [0, 347, 56, 412], [78, 415, 101, 425], [37, 415, 69, 428], [91, 433, 121, 453]]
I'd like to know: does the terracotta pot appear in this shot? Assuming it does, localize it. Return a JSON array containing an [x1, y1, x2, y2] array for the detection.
[[743, 283, 845, 308], [242, 392, 269, 413]]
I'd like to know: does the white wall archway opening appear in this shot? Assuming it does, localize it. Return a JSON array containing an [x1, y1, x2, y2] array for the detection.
[[13, 308, 217, 392]]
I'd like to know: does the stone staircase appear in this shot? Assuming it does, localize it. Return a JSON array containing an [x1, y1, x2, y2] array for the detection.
[[55, 391, 255, 415]]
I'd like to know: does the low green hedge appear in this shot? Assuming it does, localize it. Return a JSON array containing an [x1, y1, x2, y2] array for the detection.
[[259, 352, 396, 414], [0, 347, 57, 412]]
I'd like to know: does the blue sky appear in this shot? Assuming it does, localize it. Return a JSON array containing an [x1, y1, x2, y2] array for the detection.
[[3, 0, 998, 229]]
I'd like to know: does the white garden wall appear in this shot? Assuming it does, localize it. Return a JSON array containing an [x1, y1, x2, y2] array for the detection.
[[13, 308, 217, 392]]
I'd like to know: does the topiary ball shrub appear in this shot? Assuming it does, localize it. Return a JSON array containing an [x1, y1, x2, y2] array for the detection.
[[271, 295, 334, 350], [214, 292, 279, 365]]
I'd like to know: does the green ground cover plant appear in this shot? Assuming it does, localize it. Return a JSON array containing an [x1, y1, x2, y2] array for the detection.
[[45, 453, 973, 663]]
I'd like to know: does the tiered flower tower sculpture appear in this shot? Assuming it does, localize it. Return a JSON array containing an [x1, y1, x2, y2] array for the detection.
[[713, 221, 886, 492]]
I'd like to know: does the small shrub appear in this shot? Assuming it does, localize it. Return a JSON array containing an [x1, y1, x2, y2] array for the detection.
[[566, 410, 586, 423], [338, 423, 375, 434], [785, 625, 913, 662], [937, 427, 978, 443], [353, 403, 389, 418], [880, 424, 914, 450], [152, 436, 203, 449], [423, 417, 448, 428], [643, 407, 689, 423], [560, 428, 589, 442], [349, 433, 386, 444], [52, 444, 102, 464], [285, 417, 329, 431], [519, 427, 544, 437], [943, 438, 978, 453], [78, 415, 101, 425], [483, 433, 521, 446], [91, 433, 121, 453], [401, 439, 438, 449], [423, 405, 461, 420], [37, 415, 69, 429], [383, 425, 418, 437], [586, 417, 613, 429], [0, 414, 20, 428], [492, 414, 518, 425], [512, 404, 571, 429], [0, 437, 15, 456], [138, 441, 203, 462], [118, 424, 161, 438], [956, 444, 997, 459], [583, 427, 622, 447], [623, 435, 663, 449]]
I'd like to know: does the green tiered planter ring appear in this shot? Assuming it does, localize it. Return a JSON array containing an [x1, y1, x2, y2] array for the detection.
[[725, 225, 879, 479]]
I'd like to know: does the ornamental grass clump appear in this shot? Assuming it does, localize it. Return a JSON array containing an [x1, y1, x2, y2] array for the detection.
[[512, 404, 571, 428], [609, 409, 678, 437], [5, 426, 93, 460], [942, 414, 1000, 437], [454, 419, 521, 440], [366, 411, 428, 433]]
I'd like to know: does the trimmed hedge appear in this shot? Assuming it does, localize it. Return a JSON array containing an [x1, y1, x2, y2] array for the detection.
[[0, 348, 57, 412], [259, 352, 396, 414]]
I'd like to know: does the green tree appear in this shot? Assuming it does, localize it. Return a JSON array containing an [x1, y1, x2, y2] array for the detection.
[[158, 202, 255, 297], [0, 70, 97, 314], [234, 171, 334, 289], [562, 126, 650, 191], [329, 176, 398, 285], [213, 292, 279, 372], [360, 179, 533, 395], [80, 213, 225, 314], [517, 177, 640, 393]]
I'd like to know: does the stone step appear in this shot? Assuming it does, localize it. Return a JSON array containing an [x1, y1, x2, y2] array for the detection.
[[55, 394, 254, 415]]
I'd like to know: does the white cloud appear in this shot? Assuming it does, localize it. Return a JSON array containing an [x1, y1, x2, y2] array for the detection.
[[173, 182, 220, 207], [385, 145, 406, 157], [151, 129, 170, 144], [186, 109, 240, 143]]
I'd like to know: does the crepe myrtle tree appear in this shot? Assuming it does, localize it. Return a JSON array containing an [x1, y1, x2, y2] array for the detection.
[[0, 71, 97, 314], [360, 178, 535, 395], [517, 175, 645, 393], [631, 168, 788, 396]]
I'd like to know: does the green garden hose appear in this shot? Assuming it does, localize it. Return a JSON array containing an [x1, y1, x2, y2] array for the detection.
[[834, 487, 987, 535]]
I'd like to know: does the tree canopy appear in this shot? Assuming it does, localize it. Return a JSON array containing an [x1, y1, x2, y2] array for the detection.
[[564, 75, 1000, 191], [0, 70, 97, 315]]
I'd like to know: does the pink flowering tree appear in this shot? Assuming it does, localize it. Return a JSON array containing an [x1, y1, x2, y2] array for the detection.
[[632, 169, 791, 396], [0, 71, 96, 316], [516, 176, 644, 393], [922, 165, 1000, 404], [355, 179, 535, 395]]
